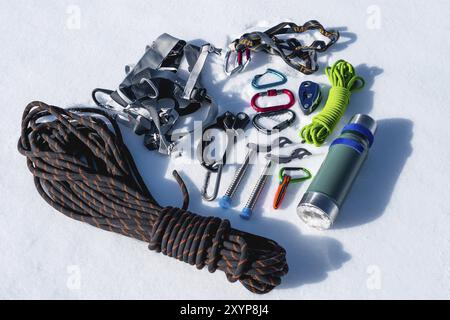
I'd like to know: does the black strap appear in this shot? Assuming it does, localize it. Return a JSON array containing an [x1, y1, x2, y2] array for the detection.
[[92, 88, 114, 107], [232, 20, 339, 74]]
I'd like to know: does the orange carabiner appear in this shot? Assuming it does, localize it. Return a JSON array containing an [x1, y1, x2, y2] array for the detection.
[[273, 167, 312, 209], [273, 175, 291, 209]]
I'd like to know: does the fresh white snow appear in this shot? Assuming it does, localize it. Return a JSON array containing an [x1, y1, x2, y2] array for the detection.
[[1, 0, 449, 299]]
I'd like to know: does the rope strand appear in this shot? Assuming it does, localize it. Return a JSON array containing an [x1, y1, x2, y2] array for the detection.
[[300, 60, 365, 146], [18, 101, 288, 294]]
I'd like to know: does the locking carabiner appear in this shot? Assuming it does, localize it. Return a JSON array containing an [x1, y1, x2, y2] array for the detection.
[[273, 167, 312, 209], [251, 89, 295, 113], [252, 68, 288, 89], [252, 109, 296, 135], [224, 47, 251, 76]]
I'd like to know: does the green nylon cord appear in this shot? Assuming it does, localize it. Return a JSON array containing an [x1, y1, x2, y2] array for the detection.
[[300, 60, 365, 146]]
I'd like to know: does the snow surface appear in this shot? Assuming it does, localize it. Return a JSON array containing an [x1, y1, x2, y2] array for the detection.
[[1, 0, 449, 299]]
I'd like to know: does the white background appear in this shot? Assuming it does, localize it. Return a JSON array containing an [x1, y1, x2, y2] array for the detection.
[[1, 0, 449, 299]]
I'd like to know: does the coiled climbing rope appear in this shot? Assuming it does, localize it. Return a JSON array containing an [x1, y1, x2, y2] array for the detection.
[[18, 101, 288, 294], [300, 60, 365, 146]]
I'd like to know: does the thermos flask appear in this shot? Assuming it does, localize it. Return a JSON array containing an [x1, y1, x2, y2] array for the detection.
[[297, 114, 377, 230]]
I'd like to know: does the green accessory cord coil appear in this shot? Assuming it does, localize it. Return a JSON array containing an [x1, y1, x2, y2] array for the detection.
[[300, 60, 365, 146]]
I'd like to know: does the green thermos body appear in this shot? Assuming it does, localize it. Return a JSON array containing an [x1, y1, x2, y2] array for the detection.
[[297, 114, 377, 230]]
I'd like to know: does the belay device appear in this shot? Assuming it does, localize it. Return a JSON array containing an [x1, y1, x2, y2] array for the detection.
[[92, 33, 220, 156]]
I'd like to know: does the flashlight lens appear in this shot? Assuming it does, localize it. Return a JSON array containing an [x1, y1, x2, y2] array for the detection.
[[297, 204, 332, 230]]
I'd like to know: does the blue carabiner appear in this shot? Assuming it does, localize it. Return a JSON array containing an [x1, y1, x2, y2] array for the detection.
[[251, 68, 288, 89], [298, 81, 322, 115]]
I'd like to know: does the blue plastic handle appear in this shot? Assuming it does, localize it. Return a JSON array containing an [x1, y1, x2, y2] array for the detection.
[[240, 207, 253, 220]]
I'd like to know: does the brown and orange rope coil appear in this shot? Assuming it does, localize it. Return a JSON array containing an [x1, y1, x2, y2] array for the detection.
[[18, 101, 288, 294]]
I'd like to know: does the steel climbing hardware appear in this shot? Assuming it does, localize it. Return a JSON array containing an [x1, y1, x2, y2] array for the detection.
[[273, 167, 312, 209], [265, 147, 312, 164], [219, 137, 294, 209], [15, 16, 380, 295], [18, 102, 289, 294], [201, 164, 224, 202], [241, 160, 273, 220], [198, 111, 250, 201], [299, 81, 322, 115], [252, 68, 288, 89], [241, 147, 312, 220], [224, 20, 340, 76], [224, 47, 251, 75], [251, 89, 295, 113], [92, 33, 220, 156], [252, 109, 296, 135]]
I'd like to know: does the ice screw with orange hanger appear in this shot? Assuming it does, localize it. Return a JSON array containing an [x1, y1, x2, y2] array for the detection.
[[273, 167, 312, 210]]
